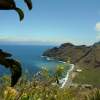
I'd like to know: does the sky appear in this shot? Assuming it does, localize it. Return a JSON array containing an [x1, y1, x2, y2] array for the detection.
[[0, 0, 100, 45]]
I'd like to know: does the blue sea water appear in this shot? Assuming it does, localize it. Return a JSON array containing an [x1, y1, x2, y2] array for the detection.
[[0, 45, 63, 77]]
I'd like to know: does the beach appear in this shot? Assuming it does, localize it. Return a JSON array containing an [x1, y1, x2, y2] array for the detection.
[[60, 64, 75, 88], [42, 56, 76, 88]]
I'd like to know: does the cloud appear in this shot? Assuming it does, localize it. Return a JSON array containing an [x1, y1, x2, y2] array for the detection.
[[95, 22, 100, 41], [96, 33, 100, 40], [96, 22, 100, 31]]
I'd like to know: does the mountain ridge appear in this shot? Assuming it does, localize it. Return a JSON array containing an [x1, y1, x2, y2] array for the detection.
[[43, 42, 100, 68]]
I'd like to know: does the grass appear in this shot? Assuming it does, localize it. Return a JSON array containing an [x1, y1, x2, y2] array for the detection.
[[0, 73, 100, 100], [0, 63, 100, 100], [73, 67, 100, 87]]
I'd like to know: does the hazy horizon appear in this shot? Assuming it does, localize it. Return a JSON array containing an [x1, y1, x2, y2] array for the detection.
[[0, 0, 100, 45], [0, 40, 99, 46]]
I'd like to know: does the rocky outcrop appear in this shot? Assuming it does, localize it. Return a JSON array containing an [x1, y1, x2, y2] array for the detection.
[[43, 42, 100, 68], [0, 49, 22, 87]]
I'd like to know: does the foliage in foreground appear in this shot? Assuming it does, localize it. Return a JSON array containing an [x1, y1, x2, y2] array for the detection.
[[0, 75, 75, 100], [0, 63, 100, 100], [0, 74, 100, 100]]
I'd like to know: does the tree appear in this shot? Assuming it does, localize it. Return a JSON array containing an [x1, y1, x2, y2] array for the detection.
[[0, 0, 32, 21], [55, 65, 65, 84], [0, 0, 33, 87]]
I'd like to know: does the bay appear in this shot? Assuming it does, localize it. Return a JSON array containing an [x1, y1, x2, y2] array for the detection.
[[0, 45, 63, 77]]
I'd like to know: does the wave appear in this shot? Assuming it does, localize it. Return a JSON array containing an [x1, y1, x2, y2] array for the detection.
[[41, 56, 66, 63], [41, 56, 75, 88]]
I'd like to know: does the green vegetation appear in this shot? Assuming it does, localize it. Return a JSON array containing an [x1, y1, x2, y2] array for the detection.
[[0, 74, 100, 100], [0, 73, 75, 100], [0, 63, 100, 100], [73, 67, 100, 87]]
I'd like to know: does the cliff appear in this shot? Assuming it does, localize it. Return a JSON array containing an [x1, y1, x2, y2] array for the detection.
[[43, 42, 100, 68]]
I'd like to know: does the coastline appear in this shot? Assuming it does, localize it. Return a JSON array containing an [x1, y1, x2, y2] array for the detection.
[[60, 64, 75, 88], [41, 56, 75, 88], [41, 56, 66, 63]]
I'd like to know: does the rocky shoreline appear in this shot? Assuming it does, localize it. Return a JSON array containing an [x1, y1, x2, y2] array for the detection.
[[42, 56, 75, 88]]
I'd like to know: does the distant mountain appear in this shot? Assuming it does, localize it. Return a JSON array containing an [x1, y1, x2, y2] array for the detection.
[[43, 42, 100, 68]]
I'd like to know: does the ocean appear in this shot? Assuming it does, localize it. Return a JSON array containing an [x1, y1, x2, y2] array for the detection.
[[0, 45, 64, 77]]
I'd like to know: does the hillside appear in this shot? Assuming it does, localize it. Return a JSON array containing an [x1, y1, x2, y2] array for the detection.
[[43, 42, 100, 68]]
